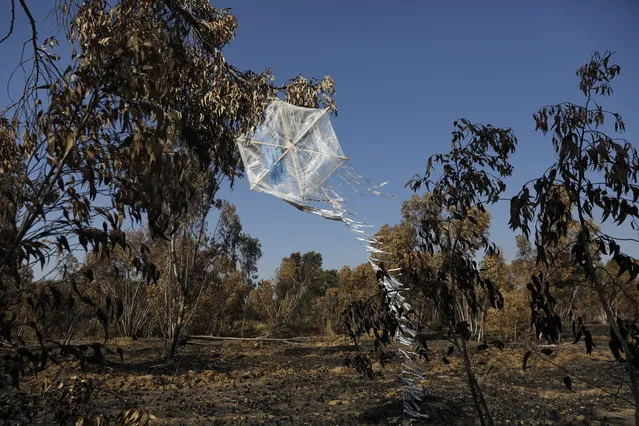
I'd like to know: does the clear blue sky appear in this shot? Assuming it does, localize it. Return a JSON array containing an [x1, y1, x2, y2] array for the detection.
[[2, 1, 638, 280]]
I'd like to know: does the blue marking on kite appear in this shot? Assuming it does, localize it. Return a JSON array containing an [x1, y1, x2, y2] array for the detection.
[[264, 145, 285, 185]]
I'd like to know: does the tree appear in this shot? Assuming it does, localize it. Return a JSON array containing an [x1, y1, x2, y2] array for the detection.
[[477, 251, 510, 338], [189, 257, 249, 336], [187, 204, 262, 337], [374, 223, 416, 268], [275, 252, 322, 295], [0, 118, 20, 290], [484, 286, 529, 342], [509, 51, 639, 421], [0, 0, 334, 373], [313, 263, 377, 334], [481, 251, 510, 291], [510, 235, 536, 290], [588, 259, 639, 324], [406, 119, 517, 426], [146, 199, 261, 360], [83, 231, 152, 339], [251, 251, 326, 336], [510, 217, 602, 331]]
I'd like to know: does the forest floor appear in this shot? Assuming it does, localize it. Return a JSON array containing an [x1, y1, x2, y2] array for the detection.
[[4, 325, 636, 425]]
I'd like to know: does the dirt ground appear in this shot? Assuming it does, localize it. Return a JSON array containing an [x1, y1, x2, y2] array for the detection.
[[4, 326, 637, 425]]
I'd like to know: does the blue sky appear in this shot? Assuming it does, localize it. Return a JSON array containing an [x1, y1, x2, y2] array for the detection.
[[220, 0, 639, 278], [2, 1, 638, 280]]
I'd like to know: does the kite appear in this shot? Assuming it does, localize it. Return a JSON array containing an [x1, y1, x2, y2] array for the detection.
[[236, 99, 346, 204], [236, 98, 428, 419], [236, 99, 387, 220]]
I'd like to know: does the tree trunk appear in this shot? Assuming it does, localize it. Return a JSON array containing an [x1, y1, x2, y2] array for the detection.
[[165, 298, 186, 361], [594, 283, 639, 424], [450, 270, 493, 425], [460, 338, 493, 426], [165, 321, 182, 361], [0, 193, 18, 287], [581, 243, 639, 424]]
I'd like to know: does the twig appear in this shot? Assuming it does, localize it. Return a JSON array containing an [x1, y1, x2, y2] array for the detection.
[[189, 335, 307, 345], [0, 0, 16, 44]]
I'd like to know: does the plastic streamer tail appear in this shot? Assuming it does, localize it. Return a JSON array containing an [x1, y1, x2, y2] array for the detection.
[[306, 189, 429, 421], [335, 164, 394, 199]]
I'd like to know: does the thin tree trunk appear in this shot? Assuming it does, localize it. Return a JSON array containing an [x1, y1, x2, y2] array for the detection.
[[459, 337, 493, 426], [165, 297, 186, 361], [578, 221, 639, 422], [0, 194, 18, 288], [594, 281, 639, 424]]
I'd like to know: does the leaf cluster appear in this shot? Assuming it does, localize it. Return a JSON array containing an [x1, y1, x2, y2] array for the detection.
[[405, 120, 517, 336]]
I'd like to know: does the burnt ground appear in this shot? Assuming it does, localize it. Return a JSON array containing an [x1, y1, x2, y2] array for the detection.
[[3, 326, 636, 425]]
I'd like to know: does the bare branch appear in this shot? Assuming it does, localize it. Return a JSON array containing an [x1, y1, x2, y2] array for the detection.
[[0, 0, 16, 44]]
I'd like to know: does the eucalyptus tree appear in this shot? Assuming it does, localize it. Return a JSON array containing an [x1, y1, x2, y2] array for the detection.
[[509, 51, 639, 420], [405, 120, 517, 426], [0, 0, 335, 376]]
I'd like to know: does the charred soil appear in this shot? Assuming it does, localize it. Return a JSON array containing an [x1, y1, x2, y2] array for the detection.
[[2, 327, 635, 424]]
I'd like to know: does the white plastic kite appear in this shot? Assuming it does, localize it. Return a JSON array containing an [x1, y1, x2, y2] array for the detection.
[[236, 98, 428, 419], [237, 99, 346, 201], [236, 99, 355, 220]]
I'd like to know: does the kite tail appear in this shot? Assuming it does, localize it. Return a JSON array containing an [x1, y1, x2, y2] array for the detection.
[[290, 187, 428, 419], [330, 202, 429, 421], [336, 164, 396, 199]]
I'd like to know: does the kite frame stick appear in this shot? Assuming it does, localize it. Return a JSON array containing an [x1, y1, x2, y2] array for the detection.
[[250, 139, 348, 161]]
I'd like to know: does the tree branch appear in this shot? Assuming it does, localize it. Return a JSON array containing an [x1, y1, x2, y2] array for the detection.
[[0, 0, 16, 44]]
